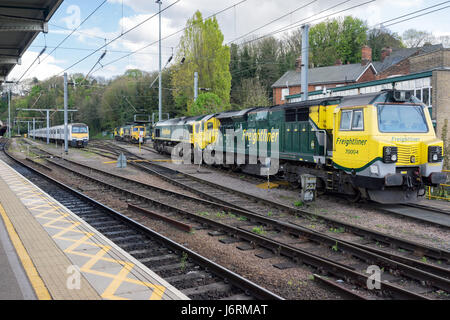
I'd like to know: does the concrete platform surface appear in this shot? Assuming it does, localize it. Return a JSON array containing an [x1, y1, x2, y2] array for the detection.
[[0, 158, 188, 300]]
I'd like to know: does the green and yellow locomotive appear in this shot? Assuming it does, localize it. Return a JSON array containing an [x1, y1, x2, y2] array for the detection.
[[152, 90, 445, 203]]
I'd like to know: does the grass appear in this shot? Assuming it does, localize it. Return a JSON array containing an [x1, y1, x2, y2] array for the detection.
[[238, 216, 248, 221], [180, 252, 188, 271], [252, 226, 265, 235], [331, 242, 339, 252], [294, 200, 304, 207], [329, 227, 345, 233], [198, 211, 210, 216], [215, 211, 226, 218]]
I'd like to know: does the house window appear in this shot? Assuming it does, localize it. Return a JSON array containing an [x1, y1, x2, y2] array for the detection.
[[281, 88, 289, 101]]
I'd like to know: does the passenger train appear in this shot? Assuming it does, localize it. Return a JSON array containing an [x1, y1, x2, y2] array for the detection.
[[152, 90, 446, 204], [30, 123, 89, 147]]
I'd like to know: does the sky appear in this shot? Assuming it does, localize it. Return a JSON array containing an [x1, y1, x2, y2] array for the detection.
[[7, 0, 450, 82]]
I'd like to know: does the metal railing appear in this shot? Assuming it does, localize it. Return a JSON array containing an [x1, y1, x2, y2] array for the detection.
[[427, 170, 450, 201]]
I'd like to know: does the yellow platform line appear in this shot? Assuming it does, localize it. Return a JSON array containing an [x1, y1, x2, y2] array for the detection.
[[0, 203, 52, 300]]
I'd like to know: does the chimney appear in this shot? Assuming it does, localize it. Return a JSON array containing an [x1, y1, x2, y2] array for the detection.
[[361, 45, 372, 66], [295, 56, 302, 72], [381, 46, 392, 62], [335, 58, 342, 66]]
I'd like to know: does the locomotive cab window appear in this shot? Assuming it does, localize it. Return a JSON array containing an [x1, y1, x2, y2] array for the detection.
[[207, 122, 213, 130], [340, 110, 352, 130], [351, 110, 364, 130], [377, 104, 428, 133], [340, 109, 364, 131]]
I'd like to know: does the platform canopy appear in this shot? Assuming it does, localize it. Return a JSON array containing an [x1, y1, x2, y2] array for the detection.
[[0, 0, 63, 84]]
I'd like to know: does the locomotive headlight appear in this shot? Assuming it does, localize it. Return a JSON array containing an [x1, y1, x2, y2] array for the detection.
[[383, 146, 398, 163], [428, 146, 443, 163]]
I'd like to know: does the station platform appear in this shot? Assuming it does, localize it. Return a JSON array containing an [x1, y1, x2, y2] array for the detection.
[[0, 159, 189, 300]]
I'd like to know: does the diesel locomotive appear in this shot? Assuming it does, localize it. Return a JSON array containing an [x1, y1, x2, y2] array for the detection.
[[152, 90, 446, 203], [114, 124, 147, 143]]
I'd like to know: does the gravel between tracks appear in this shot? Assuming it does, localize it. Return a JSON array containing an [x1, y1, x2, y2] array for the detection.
[[113, 141, 450, 251], [12, 139, 344, 300], [21, 139, 450, 251]]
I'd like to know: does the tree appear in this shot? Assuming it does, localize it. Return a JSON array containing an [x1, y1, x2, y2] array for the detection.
[[237, 78, 270, 108], [368, 28, 404, 60], [188, 92, 223, 116], [171, 11, 231, 114], [309, 16, 368, 66], [402, 29, 434, 48]]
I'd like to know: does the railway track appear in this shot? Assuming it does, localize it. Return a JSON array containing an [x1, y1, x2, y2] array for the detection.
[[92, 140, 450, 228], [84, 141, 450, 256], [1, 139, 282, 300], [372, 203, 450, 228], [19, 140, 450, 299]]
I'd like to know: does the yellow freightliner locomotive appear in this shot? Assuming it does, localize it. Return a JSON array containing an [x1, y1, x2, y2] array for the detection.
[[153, 90, 446, 203], [114, 124, 147, 143]]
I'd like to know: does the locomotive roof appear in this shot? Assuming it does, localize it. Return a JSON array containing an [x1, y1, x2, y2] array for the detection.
[[338, 92, 382, 107], [269, 96, 343, 112], [215, 107, 259, 119]]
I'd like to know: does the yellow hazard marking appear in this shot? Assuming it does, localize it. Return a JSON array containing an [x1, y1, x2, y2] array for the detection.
[[0, 203, 52, 300], [0, 160, 169, 300], [103, 159, 181, 164], [256, 182, 279, 189]]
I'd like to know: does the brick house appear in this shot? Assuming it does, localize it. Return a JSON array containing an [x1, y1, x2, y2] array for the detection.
[[373, 44, 443, 79], [285, 46, 450, 139], [272, 44, 444, 105], [272, 46, 377, 105]]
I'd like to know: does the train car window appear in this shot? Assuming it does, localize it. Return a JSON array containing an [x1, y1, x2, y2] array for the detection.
[[351, 110, 364, 130], [340, 110, 352, 130], [207, 122, 213, 130], [155, 129, 160, 137], [195, 124, 200, 132], [296, 109, 309, 122], [285, 109, 296, 122]]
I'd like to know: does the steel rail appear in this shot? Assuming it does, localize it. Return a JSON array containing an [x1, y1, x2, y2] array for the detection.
[[2, 140, 283, 300], [35, 156, 447, 299]]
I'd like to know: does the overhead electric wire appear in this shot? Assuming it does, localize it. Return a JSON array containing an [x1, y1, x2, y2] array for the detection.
[[89, 0, 250, 76], [16, 0, 107, 82], [383, 3, 450, 27], [59, 0, 181, 75], [227, 0, 319, 45], [377, 0, 450, 27], [238, 0, 372, 46], [41, 0, 108, 65]]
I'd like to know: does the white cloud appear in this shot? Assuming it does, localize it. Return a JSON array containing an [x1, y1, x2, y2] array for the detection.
[[7, 51, 65, 82], [18, 0, 450, 80]]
